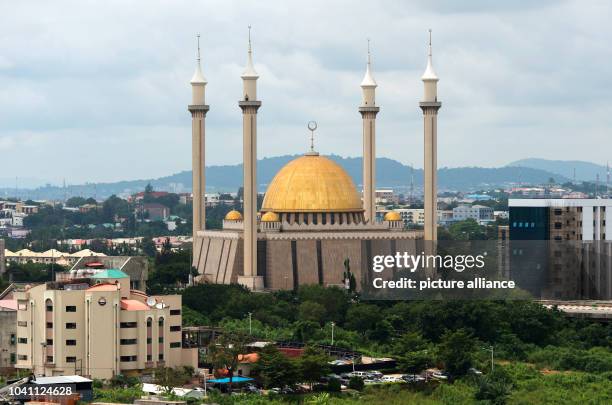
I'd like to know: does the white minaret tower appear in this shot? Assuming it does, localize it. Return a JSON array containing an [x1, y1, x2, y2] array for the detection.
[[420, 29, 441, 241], [238, 26, 264, 290], [189, 34, 209, 240], [360, 39, 380, 224]]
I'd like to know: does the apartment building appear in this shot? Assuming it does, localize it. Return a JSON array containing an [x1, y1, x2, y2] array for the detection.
[[0, 300, 17, 373], [13, 269, 195, 379], [452, 204, 494, 224]]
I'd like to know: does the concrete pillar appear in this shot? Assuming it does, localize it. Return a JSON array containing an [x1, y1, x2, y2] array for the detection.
[[420, 102, 441, 240], [360, 107, 379, 223], [189, 105, 209, 237]]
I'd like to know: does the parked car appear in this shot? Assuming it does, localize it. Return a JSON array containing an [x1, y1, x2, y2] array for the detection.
[[468, 368, 483, 375], [380, 375, 403, 383], [402, 374, 426, 383], [367, 371, 383, 379], [349, 371, 369, 378], [431, 371, 449, 380]]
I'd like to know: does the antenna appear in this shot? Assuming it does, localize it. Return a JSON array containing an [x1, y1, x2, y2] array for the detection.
[[604, 164, 610, 197], [409, 164, 414, 206], [307, 121, 318, 154], [428, 29, 432, 56], [367, 38, 371, 65], [196, 33, 201, 63], [248, 25, 252, 52]]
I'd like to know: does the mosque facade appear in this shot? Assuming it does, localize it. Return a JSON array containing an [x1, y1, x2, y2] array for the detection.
[[189, 30, 440, 291]]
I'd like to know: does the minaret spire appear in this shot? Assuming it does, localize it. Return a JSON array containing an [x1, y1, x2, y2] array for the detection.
[[359, 38, 380, 224], [420, 29, 442, 241], [238, 25, 264, 290], [189, 33, 210, 271], [191, 34, 207, 85]]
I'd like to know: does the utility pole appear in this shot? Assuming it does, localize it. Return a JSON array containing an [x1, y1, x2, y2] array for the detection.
[[247, 312, 252, 335], [330, 322, 335, 346]]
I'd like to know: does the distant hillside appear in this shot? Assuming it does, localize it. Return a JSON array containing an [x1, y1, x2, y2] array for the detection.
[[2, 155, 568, 200], [507, 158, 608, 182]]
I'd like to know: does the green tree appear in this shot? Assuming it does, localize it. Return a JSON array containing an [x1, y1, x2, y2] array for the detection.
[[298, 346, 331, 389], [345, 304, 380, 336], [298, 301, 326, 324], [252, 345, 299, 389], [437, 329, 476, 377], [393, 332, 434, 375]]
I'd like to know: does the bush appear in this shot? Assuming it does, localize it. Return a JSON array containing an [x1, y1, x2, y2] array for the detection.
[[326, 377, 342, 392], [348, 376, 365, 391]]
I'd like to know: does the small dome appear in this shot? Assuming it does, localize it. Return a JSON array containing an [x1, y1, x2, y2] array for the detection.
[[261, 212, 280, 222], [384, 211, 402, 221], [225, 210, 243, 221]]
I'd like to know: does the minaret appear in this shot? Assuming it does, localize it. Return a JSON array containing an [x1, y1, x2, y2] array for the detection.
[[188, 34, 209, 239], [359, 39, 380, 224], [420, 29, 441, 241], [238, 26, 264, 290]]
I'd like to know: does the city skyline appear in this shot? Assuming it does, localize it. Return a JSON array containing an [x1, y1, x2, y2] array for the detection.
[[2, 0, 611, 185]]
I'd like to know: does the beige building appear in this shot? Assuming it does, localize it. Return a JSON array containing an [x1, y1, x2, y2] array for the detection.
[[13, 269, 195, 379]]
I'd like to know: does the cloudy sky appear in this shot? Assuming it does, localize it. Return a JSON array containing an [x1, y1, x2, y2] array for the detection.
[[1, 0, 611, 186]]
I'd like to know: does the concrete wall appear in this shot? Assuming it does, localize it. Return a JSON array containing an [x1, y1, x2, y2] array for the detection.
[[0, 310, 16, 373]]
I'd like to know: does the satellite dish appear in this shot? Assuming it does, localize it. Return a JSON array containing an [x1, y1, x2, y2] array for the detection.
[[146, 297, 156, 307]]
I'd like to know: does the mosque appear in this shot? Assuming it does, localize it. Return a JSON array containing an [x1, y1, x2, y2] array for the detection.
[[188, 30, 441, 291]]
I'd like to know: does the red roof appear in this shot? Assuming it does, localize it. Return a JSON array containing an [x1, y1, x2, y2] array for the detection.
[[86, 283, 118, 292], [0, 300, 17, 311], [121, 299, 149, 311], [278, 348, 304, 358]]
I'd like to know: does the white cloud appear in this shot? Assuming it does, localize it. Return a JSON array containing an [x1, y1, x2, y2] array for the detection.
[[0, 0, 610, 184]]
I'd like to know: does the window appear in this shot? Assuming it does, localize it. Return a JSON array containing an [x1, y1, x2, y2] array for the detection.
[[120, 322, 137, 328], [170, 342, 181, 348], [17, 337, 27, 344], [46, 356, 54, 363], [158, 318, 164, 327], [10, 353, 16, 364], [65, 306, 77, 312], [120, 339, 137, 345], [17, 301, 27, 311], [120, 355, 137, 362], [170, 309, 181, 316], [147, 354, 152, 361], [17, 355, 28, 361], [158, 337, 164, 343], [17, 321, 27, 327], [554, 209, 562, 216], [46, 322, 53, 328], [158, 354, 164, 361], [170, 326, 181, 332], [66, 357, 76, 363], [46, 339, 53, 346], [147, 337, 152, 344], [554, 222, 562, 229], [65, 323, 77, 329], [66, 340, 77, 346], [46, 305, 53, 312]]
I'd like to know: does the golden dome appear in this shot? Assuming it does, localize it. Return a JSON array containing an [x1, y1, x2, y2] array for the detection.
[[261, 211, 280, 222], [224, 210, 243, 221], [384, 211, 402, 221], [262, 154, 362, 213]]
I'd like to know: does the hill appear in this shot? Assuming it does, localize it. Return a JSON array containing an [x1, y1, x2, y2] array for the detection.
[[2, 155, 568, 200], [507, 158, 608, 183]]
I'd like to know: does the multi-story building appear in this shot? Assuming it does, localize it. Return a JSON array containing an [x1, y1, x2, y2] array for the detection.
[[0, 300, 17, 374], [452, 204, 494, 224], [508, 199, 612, 300], [13, 269, 194, 379]]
